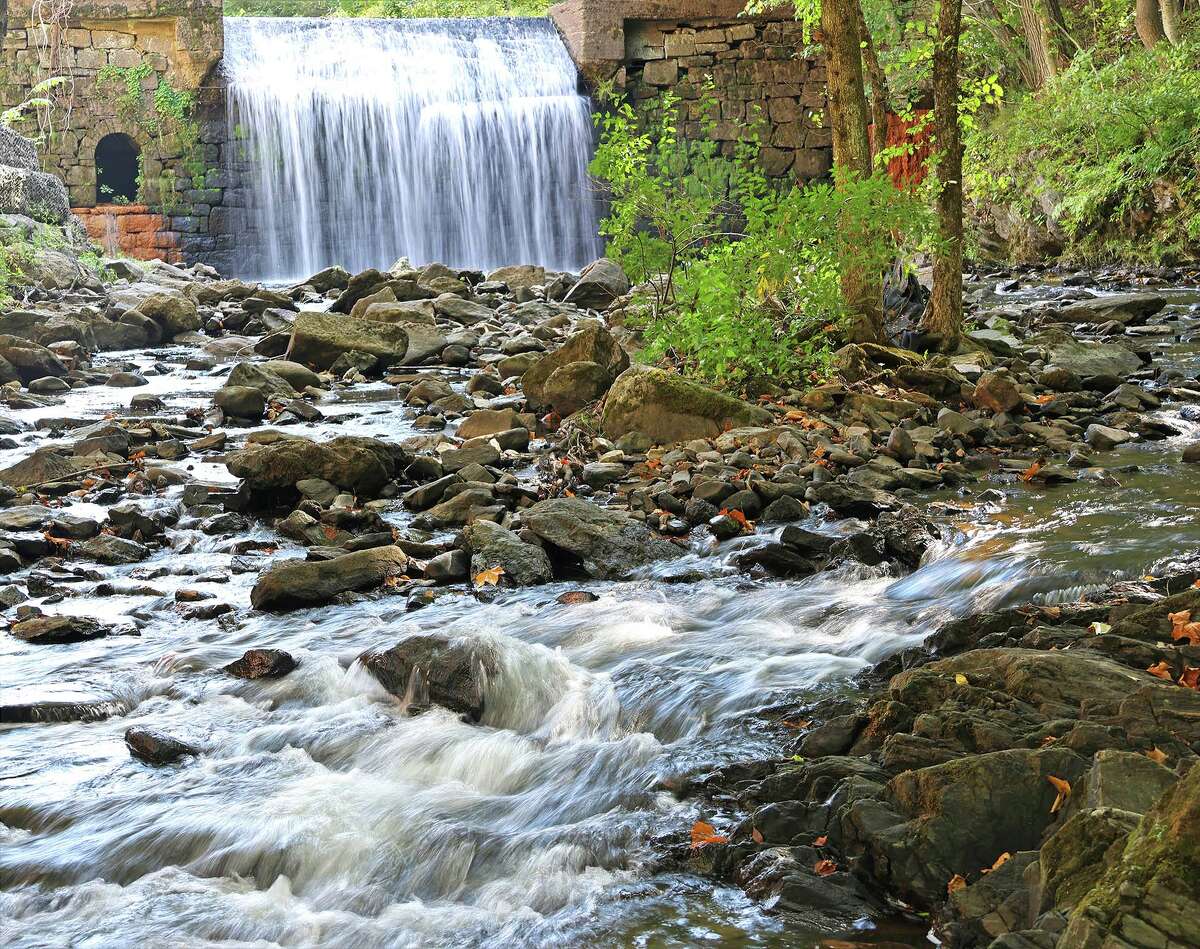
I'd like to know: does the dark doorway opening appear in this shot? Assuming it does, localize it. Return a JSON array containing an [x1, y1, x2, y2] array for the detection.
[[95, 133, 139, 204]]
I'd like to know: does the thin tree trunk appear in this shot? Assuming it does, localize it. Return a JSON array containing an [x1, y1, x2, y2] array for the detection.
[[854, 1, 892, 163], [1019, 0, 1057, 87], [971, 0, 1038, 89], [1160, 0, 1182, 44], [1134, 0, 1167, 48], [820, 0, 884, 344], [921, 0, 964, 349]]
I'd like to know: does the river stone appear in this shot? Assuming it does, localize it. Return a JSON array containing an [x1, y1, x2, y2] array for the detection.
[[563, 257, 630, 309], [128, 291, 201, 339], [0, 449, 83, 489], [10, 614, 113, 644], [487, 264, 545, 290], [601, 365, 772, 445], [78, 535, 150, 565], [542, 360, 612, 415], [1056, 292, 1166, 325], [972, 370, 1021, 414], [223, 648, 298, 679], [226, 361, 297, 398], [1084, 423, 1134, 450], [125, 727, 200, 766], [463, 519, 552, 587], [434, 295, 494, 326], [458, 408, 523, 440], [251, 545, 409, 612], [299, 265, 350, 293], [1046, 341, 1141, 382], [523, 497, 682, 579], [264, 359, 322, 391], [360, 634, 499, 721], [363, 300, 437, 326], [330, 268, 388, 313], [522, 324, 628, 408], [0, 335, 67, 384], [226, 435, 399, 497], [287, 311, 408, 371], [412, 487, 495, 529], [214, 385, 266, 420]]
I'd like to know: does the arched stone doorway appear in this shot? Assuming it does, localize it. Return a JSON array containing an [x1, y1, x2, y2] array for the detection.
[[95, 133, 140, 204]]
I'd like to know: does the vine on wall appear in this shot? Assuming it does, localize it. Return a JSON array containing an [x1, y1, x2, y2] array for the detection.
[[96, 62, 206, 212]]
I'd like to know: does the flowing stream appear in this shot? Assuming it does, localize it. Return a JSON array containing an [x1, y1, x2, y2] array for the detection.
[[2, 284, 1200, 947], [222, 17, 603, 282]]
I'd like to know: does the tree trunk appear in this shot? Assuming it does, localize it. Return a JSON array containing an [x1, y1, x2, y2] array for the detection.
[[820, 0, 884, 344], [1160, 0, 1183, 44], [1018, 0, 1071, 87], [1135, 0, 1167, 48], [854, 1, 892, 163], [921, 0, 964, 349]]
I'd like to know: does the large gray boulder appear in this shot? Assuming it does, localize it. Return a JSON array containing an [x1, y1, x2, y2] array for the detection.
[[1046, 341, 1141, 381], [360, 634, 499, 722], [523, 497, 682, 579], [462, 519, 553, 587], [0, 335, 67, 384], [601, 364, 773, 444], [522, 323, 629, 409], [1055, 292, 1166, 325], [0, 126, 39, 171], [226, 361, 297, 399], [251, 546, 410, 612], [0, 164, 70, 223], [563, 258, 630, 310], [226, 435, 400, 497], [286, 311, 408, 371]]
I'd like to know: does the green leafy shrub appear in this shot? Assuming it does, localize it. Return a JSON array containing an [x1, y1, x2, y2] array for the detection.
[[967, 40, 1200, 262], [590, 86, 935, 389]]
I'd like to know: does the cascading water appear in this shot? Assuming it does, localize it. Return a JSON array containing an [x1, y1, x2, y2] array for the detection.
[[222, 17, 603, 282]]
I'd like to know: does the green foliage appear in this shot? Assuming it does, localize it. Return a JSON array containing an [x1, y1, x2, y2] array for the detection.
[[590, 86, 935, 389], [96, 64, 205, 210], [967, 40, 1200, 261], [0, 76, 70, 135]]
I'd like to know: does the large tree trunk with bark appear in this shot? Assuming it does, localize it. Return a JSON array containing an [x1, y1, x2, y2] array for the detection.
[[921, 0, 964, 349], [1160, 0, 1183, 44], [1135, 0, 1167, 48], [820, 0, 884, 344], [854, 1, 891, 162], [1019, 0, 1071, 87]]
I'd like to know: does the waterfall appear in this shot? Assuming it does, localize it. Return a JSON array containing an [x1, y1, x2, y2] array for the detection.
[[222, 17, 602, 282]]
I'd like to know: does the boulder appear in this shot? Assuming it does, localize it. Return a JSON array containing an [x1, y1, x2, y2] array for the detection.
[[77, 535, 150, 565], [523, 497, 682, 579], [124, 727, 199, 766], [251, 546, 409, 612], [264, 359, 322, 391], [129, 291, 201, 339], [226, 361, 297, 398], [462, 519, 553, 586], [1056, 292, 1166, 325], [287, 311, 408, 371], [521, 324, 629, 408], [601, 365, 773, 444], [0, 448, 83, 489], [0, 335, 67, 384], [487, 264, 546, 290], [10, 614, 113, 644], [563, 258, 630, 309], [542, 361, 612, 415], [1046, 341, 1141, 382], [223, 648, 298, 679], [360, 633, 499, 721], [226, 436, 399, 497], [458, 408, 523, 440], [972, 370, 1021, 414], [214, 385, 266, 420]]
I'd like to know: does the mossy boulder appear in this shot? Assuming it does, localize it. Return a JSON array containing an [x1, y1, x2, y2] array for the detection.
[[600, 364, 772, 445], [522, 323, 628, 409], [287, 311, 408, 371]]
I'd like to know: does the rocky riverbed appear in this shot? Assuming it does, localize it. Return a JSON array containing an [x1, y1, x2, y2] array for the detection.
[[1, 194, 1199, 946]]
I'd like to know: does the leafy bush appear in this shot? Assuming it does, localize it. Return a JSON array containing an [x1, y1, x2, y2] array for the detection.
[[590, 86, 935, 389], [967, 40, 1200, 261]]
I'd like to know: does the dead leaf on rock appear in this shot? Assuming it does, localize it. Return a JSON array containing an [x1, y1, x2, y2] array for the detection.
[[690, 820, 728, 851], [1047, 775, 1071, 814], [1145, 747, 1168, 765], [814, 859, 837, 877], [751, 827, 764, 844], [473, 566, 505, 587], [1020, 460, 1042, 483], [983, 852, 1011, 874], [1089, 621, 1112, 635], [947, 874, 967, 895], [813, 835, 828, 847], [1147, 660, 1174, 681], [1180, 666, 1200, 690], [954, 673, 969, 686], [1168, 610, 1200, 646]]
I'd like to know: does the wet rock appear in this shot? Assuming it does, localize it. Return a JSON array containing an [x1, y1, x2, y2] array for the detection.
[[1084, 424, 1134, 451], [226, 361, 297, 399], [463, 519, 553, 586], [423, 548, 470, 582], [973, 370, 1022, 414], [360, 633, 499, 721], [226, 435, 400, 498], [124, 727, 199, 765], [523, 497, 682, 579], [1181, 442, 1200, 464], [10, 614, 114, 644], [286, 311, 408, 371], [214, 385, 266, 420], [1046, 341, 1141, 384], [1056, 292, 1166, 325], [562, 257, 630, 310], [0, 335, 67, 384], [601, 365, 772, 444], [812, 481, 899, 519], [123, 291, 201, 339], [250, 545, 409, 612], [28, 375, 69, 394], [77, 535, 151, 565], [105, 371, 147, 388], [412, 487, 495, 529], [223, 648, 298, 679], [458, 408, 523, 440], [542, 360, 613, 415], [522, 323, 629, 408]]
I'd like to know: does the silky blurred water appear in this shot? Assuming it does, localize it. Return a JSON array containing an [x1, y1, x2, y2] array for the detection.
[[223, 17, 603, 281], [2, 286, 1200, 947]]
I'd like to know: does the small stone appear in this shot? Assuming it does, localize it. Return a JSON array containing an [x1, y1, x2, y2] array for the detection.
[[125, 727, 199, 765], [223, 648, 298, 679]]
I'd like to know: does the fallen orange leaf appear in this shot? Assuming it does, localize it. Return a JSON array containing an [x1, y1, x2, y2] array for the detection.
[[814, 859, 837, 877], [984, 852, 1011, 874], [1020, 460, 1042, 483], [690, 820, 729, 851], [751, 827, 764, 844], [1145, 747, 1168, 765], [813, 835, 828, 847], [1168, 610, 1200, 645], [473, 566, 506, 587], [1180, 666, 1200, 690], [947, 874, 967, 895], [1047, 775, 1071, 814], [1147, 661, 1174, 680]]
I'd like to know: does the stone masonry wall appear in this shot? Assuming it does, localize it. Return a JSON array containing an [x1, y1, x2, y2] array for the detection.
[[0, 1, 231, 266], [624, 17, 831, 181], [551, 1, 832, 183]]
